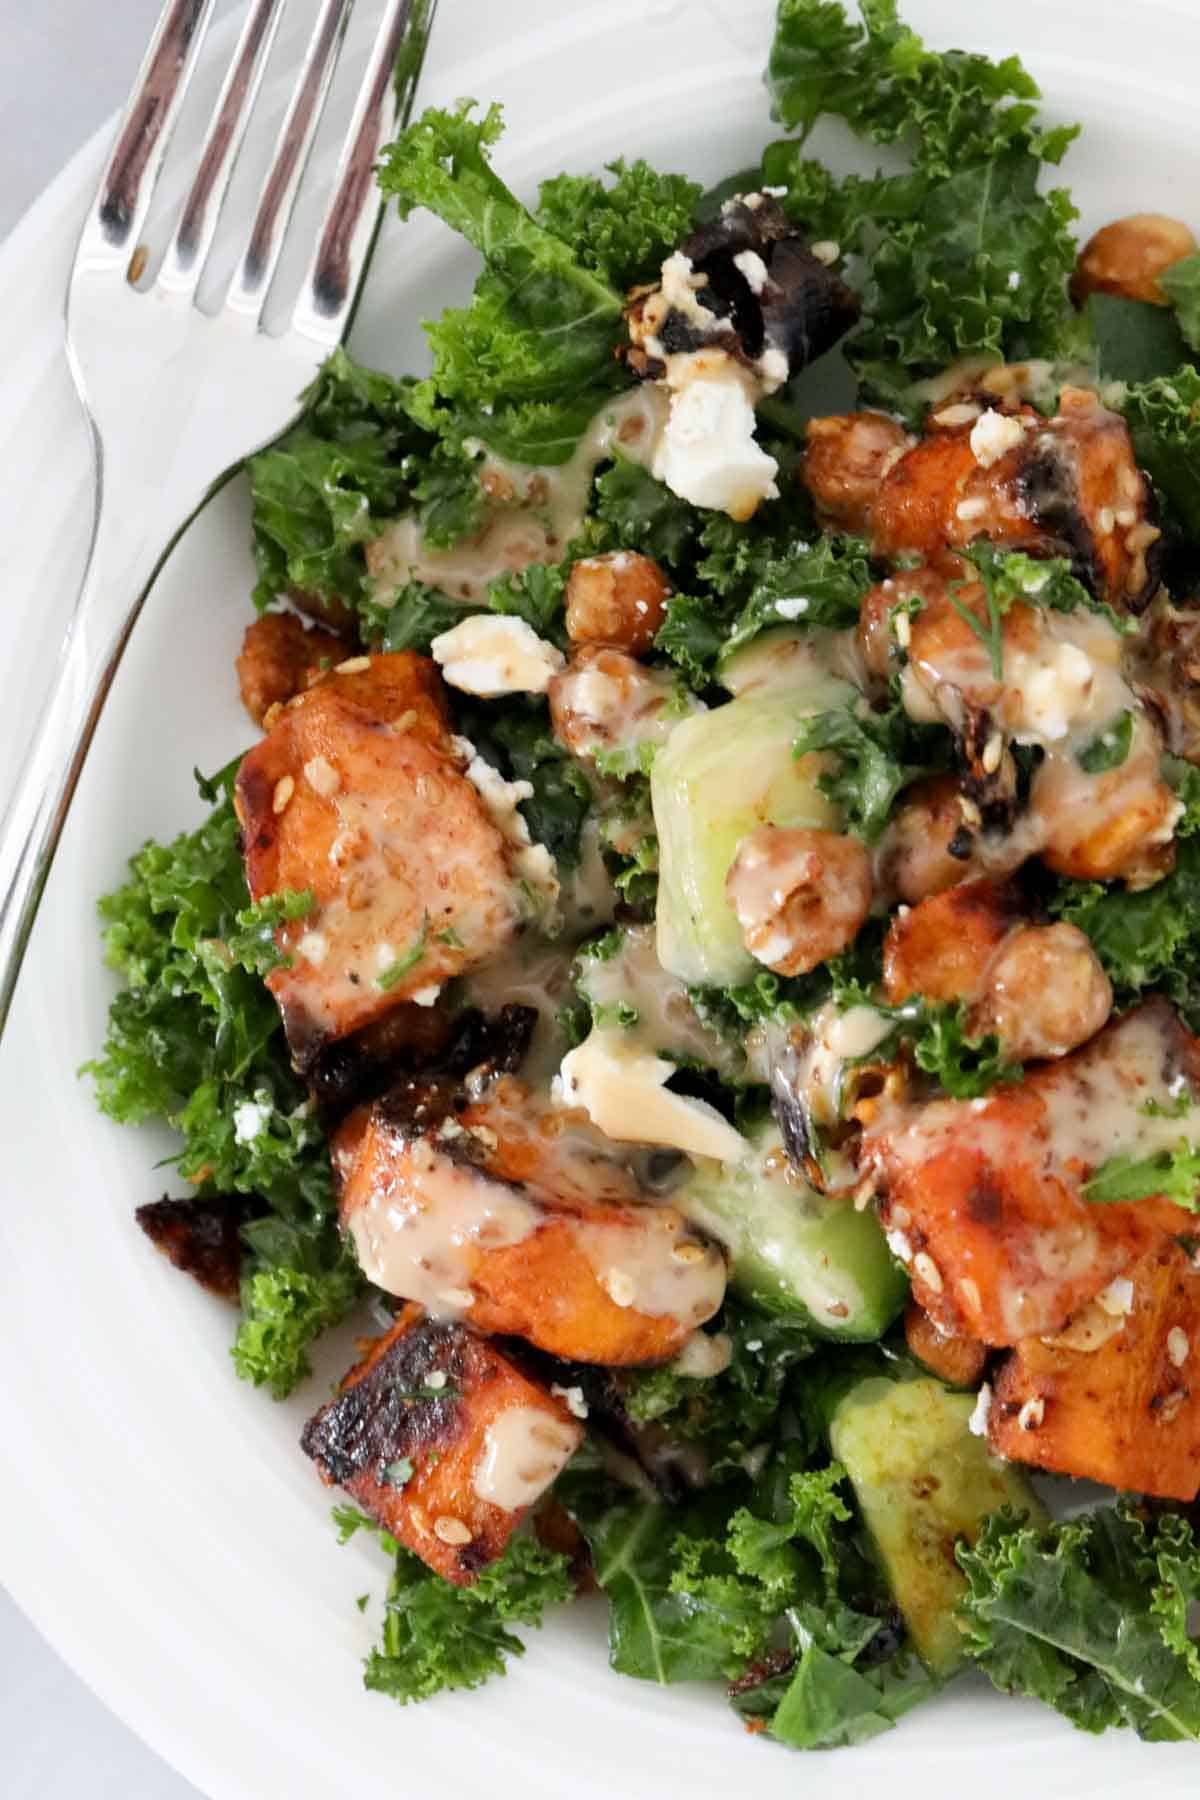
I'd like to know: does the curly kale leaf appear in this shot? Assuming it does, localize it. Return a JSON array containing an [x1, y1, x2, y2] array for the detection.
[[958, 1502, 1200, 1740], [377, 102, 625, 436], [763, 0, 1081, 396], [792, 699, 950, 843], [534, 158, 702, 289], [1122, 366, 1200, 540], [83, 770, 355, 1396], [1050, 837, 1200, 1025], [336, 1509, 575, 1704]]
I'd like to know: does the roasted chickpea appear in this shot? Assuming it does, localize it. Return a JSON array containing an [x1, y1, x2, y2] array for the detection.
[[876, 775, 983, 905], [236, 612, 344, 728], [548, 645, 682, 761], [856, 568, 945, 690], [1071, 212, 1198, 308], [970, 922, 1112, 1061], [1030, 712, 1180, 882], [800, 412, 912, 534], [725, 826, 873, 977], [564, 551, 672, 657]]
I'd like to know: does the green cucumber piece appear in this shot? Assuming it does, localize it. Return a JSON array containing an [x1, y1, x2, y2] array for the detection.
[[830, 1375, 1045, 1676], [651, 681, 854, 986], [675, 1124, 907, 1339]]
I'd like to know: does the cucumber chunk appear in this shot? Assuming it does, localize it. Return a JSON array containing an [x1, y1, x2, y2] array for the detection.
[[830, 1375, 1044, 1676], [651, 681, 854, 986], [675, 1124, 907, 1338]]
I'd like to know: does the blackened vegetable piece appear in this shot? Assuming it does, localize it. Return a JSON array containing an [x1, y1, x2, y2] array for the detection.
[[303, 1307, 583, 1586], [624, 195, 859, 380], [307, 1002, 537, 1120], [135, 1194, 256, 1300]]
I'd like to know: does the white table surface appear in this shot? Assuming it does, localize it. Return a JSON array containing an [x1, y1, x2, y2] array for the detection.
[[5, 7, 246, 1798]]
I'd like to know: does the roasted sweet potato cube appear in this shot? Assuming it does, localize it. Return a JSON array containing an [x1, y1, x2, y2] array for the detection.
[[235, 652, 522, 1069], [135, 1194, 252, 1299], [335, 1078, 727, 1365], [301, 1307, 583, 1585], [989, 1240, 1200, 1500], [863, 1001, 1195, 1344], [882, 878, 1024, 1007], [903, 1300, 986, 1389], [236, 612, 344, 727]]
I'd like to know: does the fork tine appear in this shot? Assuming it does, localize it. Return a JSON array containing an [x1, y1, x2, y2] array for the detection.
[[291, 0, 438, 346], [224, 0, 356, 323], [77, 0, 217, 274], [156, 0, 287, 300]]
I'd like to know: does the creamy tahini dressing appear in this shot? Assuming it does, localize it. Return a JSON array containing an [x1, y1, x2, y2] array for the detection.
[[366, 386, 667, 607], [471, 1407, 583, 1512], [573, 1211, 726, 1323], [347, 1146, 540, 1317], [580, 922, 741, 1076]]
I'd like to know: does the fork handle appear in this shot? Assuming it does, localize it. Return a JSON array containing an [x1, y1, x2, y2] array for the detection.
[[0, 476, 217, 1031]]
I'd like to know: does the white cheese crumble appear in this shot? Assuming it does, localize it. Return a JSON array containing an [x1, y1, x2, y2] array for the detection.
[[969, 407, 1026, 469], [652, 366, 779, 522], [557, 1027, 746, 1163], [455, 737, 560, 924], [733, 249, 769, 294], [296, 930, 329, 966], [774, 596, 809, 620], [968, 1382, 993, 1438], [233, 1098, 272, 1144], [411, 984, 441, 1008], [431, 614, 564, 697]]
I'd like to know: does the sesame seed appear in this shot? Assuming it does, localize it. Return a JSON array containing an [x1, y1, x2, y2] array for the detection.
[[1115, 506, 1137, 528], [425, 1369, 448, 1390], [1158, 1389, 1187, 1424], [336, 655, 372, 674], [1096, 1276, 1134, 1317], [890, 1204, 911, 1228], [438, 1287, 475, 1310], [981, 732, 1004, 774], [304, 755, 340, 797], [1097, 506, 1115, 535], [1168, 1327, 1190, 1367], [914, 1251, 944, 1295], [810, 239, 840, 265], [959, 1277, 982, 1315], [433, 1516, 474, 1546], [893, 610, 912, 648], [1018, 1396, 1045, 1431], [394, 708, 418, 733], [605, 1269, 637, 1308], [853, 1176, 877, 1212], [956, 495, 988, 522], [959, 796, 983, 828], [262, 701, 283, 730], [272, 775, 294, 814], [672, 1241, 706, 1265], [932, 402, 982, 428]]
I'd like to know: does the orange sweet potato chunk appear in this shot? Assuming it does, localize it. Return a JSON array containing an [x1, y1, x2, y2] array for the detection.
[[882, 878, 1024, 1007], [235, 653, 521, 1068], [989, 1240, 1200, 1500], [301, 1306, 583, 1585], [335, 1080, 727, 1366], [862, 1000, 1194, 1344]]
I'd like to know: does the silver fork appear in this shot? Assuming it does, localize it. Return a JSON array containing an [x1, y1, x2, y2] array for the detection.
[[0, 0, 436, 1032]]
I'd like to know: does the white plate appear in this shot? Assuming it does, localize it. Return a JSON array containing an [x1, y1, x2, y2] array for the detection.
[[2, 2, 1199, 1794]]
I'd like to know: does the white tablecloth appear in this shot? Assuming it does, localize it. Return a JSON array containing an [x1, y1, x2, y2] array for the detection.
[[2, 8, 218, 1796]]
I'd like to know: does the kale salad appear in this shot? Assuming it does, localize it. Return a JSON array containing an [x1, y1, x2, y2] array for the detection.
[[89, 0, 1200, 1755]]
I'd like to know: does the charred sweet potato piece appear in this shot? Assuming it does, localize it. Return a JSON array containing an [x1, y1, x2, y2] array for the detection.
[[871, 392, 1160, 609], [308, 1001, 536, 1120], [301, 1307, 583, 1585], [903, 1300, 987, 1389], [335, 1077, 726, 1366], [236, 612, 344, 728], [882, 878, 1024, 1007], [989, 1240, 1200, 1499], [135, 1194, 253, 1299], [862, 1001, 1194, 1344], [236, 653, 522, 1070]]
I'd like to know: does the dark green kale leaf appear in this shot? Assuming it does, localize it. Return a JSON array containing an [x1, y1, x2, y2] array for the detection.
[[767, 1644, 937, 1749], [894, 997, 1022, 1099], [1086, 294, 1193, 385], [653, 594, 728, 686], [1159, 252, 1200, 352], [718, 535, 874, 666], [1050, 837, 1200, 1025], [83, 770, 356, 1396], [488, 558, 571, 646], [248, 347, 458, 617], [958, 1502, 1200, 1740], [763, 0, 1081, 398], [1085, 1142, 1200, 1208], [591, 457, 700, 572], [377, 102, 625, 436], [366, 582, 465, 653], [1122, 366, 1200, 540], [459, 698, 592, 869], [792, 699, 949, 843], [335, 1508, 574, 1704], [534, 158, 702, 288]]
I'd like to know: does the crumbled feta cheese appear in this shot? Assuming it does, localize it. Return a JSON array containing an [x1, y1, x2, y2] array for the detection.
[[969, 407, 1026, 469], [557, 1028, 746, 1163], [457, 739, 560, 923], [411, 984, 441, 1008], [296, 930, 328, 966], [733, 249, 769, 294], [659, 252, 719, 333], [1096, 1275, 1135, 1317], [810, 239, 840, 265], [1007, 269, 1022, 290], [431, 614, 564, 697], [968, 1382, 993, 1438], [885, 1228, 913, 1264], [652, 367, 779, 521], [756, 345, 790, 392], [774, 597, 809, 620], [1012, 642, 1096, 743], [671, 1330, 734, 1379], [551, 1383, 590, 1420], [233, 1098, 272, 1144]]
